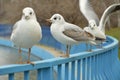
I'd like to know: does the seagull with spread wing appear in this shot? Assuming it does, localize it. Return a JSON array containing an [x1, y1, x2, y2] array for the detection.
[[79, 0, 120, 50]]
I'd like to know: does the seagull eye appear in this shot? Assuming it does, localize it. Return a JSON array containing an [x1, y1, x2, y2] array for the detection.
[[54, 17, 57, 20], [30, 12, 32, 15]]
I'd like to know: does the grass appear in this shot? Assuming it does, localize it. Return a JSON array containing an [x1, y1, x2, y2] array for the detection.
[[106, 27, 120, 59]]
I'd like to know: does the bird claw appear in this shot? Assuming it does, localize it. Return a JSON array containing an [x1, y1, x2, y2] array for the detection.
[[16, 61, 35, 66], [26, 61, 35, 66]]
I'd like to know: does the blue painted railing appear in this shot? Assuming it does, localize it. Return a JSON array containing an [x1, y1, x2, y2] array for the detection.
[[0, 24, 120, 80]]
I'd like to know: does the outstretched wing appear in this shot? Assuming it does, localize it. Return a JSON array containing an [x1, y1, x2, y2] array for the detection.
[[79, 0, 99, 25], [99, 3, 120, 33]]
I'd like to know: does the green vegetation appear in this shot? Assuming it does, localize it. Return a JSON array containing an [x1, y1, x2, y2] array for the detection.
[[106, 27, 120, 59], [119, 49, 120, 59]]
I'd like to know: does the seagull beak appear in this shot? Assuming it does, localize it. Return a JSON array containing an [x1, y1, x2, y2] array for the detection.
[[25, 16, 30, 20], [46, 19, 52, 23]]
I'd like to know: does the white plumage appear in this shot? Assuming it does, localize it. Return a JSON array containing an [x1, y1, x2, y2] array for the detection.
[[47, 14, 95, 57], [79, 0, 120, 50], [79, 0, 106, 39], [11, 7, 42, 64], [80, 0, 120, 36]]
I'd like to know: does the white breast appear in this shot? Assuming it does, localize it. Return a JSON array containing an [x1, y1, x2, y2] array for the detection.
[[50, 23, 78, 45], [11, 20, 42, 48]]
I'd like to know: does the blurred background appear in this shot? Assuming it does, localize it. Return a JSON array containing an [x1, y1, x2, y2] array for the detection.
[[0, 0, 120, 57], [0, 0, 120, 28]]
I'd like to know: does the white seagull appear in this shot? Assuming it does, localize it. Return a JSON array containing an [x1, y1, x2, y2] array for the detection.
[[79, 0, 106, 40], [46, 14, 95, 57], [10, 7, 42, 64], [79, 0, 120, 48]]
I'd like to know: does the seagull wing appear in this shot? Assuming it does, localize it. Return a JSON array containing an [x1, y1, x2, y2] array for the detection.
[[10, 21, 20, 41], [79, 0, 99, 25], [99, 3, 120, 33], [10, 21, 20, 47], [12, 21, 19, 34], [63, 28, 95, 41]]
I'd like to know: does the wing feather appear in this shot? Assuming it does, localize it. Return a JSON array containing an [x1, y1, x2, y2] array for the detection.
[[79, 0, 99, 25], [63, 29, 94, 41]]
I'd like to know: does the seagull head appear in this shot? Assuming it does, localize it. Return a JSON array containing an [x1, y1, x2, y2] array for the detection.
[[89, 20, 97, 30], [22, 7, 36, 20], [46, 14, 65, 24]]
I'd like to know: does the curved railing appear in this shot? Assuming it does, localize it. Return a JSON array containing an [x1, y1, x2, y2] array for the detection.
[[0, 24, 120, 80]]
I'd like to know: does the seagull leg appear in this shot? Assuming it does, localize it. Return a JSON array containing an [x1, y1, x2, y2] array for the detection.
[[100, 41, 105, 49], [100, 43, 102, 48], [66, 45, 70, 57], [17, 48, 23, 64], [86, 43, 89, 51], [60, 45, 70, 58], [88, 44, 92, 52], [27, 48, 34, 65], [86, 42, 92, 52], [98, 41, 103, 49]]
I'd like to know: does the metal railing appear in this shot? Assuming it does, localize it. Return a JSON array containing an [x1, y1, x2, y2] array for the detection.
[[0, 25, 120, 80]]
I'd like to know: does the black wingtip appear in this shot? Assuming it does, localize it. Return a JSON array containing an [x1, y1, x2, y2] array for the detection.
[[114, 5, 120, 12], [111, 4, 120, 13]]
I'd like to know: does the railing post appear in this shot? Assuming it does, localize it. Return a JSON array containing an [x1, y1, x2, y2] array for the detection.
[[58, 64, 62, 80], [91, 56, 95, 80], [24, 71, 30, 80], [87, 57, 91, 80], [37, 69, 42, 80], [77, 60, 81, 80], [82, 58, 86, 80], [9, 73, 14, 80], [71, 61, 75, 80], [80, 59, 83, 80], [41, 67, 53, 80], [65, 63, 69, 80], [85, 57, 88, 80]]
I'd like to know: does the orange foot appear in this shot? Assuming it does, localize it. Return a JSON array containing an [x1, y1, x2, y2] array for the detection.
[[26, 61, 35, 66]]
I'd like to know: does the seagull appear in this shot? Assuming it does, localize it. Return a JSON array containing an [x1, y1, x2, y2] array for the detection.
[[79, 0, 120, 49], [84, 20, 106, 47], [46, 14, 95, 57], [10, 7, 42, 64], [79, 0, 106, 40]]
